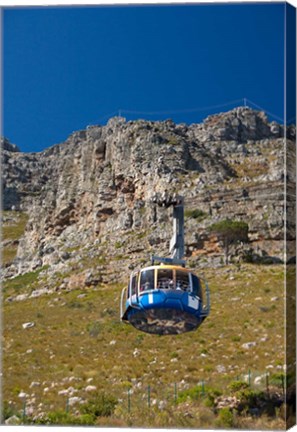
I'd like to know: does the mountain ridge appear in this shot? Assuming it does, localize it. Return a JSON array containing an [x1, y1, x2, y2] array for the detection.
[[2, 107, 296, 286]]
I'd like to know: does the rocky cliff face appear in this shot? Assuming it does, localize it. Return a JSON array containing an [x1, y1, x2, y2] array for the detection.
[[2, 107, 296, 286]]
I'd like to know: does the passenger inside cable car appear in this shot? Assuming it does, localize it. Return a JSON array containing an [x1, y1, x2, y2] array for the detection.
[[128, 266, 202, 299], [175, 270, 190, 292], [157, 268, 174, 289], [139, 269, 154, 292]]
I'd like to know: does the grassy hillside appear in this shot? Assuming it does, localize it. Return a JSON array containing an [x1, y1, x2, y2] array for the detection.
[[2, 259, 288, 428]]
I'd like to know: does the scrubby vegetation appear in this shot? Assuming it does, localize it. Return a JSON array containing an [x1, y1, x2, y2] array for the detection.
[[184, 208, 207, 221], [209, 219, 249, 264], [2, 260, 290, 428], [2, 211, 28, 265]]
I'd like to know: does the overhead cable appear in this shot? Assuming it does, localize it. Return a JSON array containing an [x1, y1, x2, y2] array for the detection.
[[119, 99, 244, 116], [245, 99, 284, 123], [93, 98, 293, 127]]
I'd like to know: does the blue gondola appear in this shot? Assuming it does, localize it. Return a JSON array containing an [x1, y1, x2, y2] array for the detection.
[[120, 194, 210, 335], [120, 263, 210, 335]]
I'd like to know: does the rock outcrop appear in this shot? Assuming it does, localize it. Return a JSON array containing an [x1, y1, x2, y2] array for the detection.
[[2, 107, 296, 284], [1, 137, 20, 153]]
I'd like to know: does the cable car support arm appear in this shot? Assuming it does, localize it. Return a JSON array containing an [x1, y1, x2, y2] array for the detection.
[[151, 193, 185, 266]]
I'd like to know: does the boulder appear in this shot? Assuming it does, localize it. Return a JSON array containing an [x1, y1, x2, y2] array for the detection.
[[22, 322, 35, 329], [5, 415, 21, 425]]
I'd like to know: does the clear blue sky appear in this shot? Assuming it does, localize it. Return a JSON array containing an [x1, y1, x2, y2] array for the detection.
[[2, 3, 291, 152]]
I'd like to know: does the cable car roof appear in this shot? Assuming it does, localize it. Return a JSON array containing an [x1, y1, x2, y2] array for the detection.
[[131, 263, 195, 274]]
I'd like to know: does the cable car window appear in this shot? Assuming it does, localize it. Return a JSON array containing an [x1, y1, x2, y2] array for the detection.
[[157, 268, 174, 289], [140, 269, 154, 292], [176, 271, 190, 292], [192, 274, 202, 297], [131, 274, 138, 297]]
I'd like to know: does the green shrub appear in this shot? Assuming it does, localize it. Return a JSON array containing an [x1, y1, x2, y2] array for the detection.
[[184, 209, 207, 221], [242, 250, 254, 263], [237, 389, 265, 409], [75, 414, 96, 425], [33, 410, 95, 425], [209, 219, 249, 265], [80, 392, 118, 419], [177, 384, 221, 403], [269, 372, 286, 388], [203, 388, 222, 408], [229, 380, 249, 393], [204, 396, 215, 408], [216, 407, 235, 428], [209, 219, 249, 238], [2, 401, 18, 421], [46, 411, 74, 425], [177, 385, 204, 402]]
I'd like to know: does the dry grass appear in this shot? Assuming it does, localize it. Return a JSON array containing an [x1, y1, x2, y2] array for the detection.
[[2, 262, 287, 428], [2, 211, 29, 265], [229, 159, 270, 179], [2, 211, 29, 241]]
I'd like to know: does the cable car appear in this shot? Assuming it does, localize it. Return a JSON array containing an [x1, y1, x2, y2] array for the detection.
[[120, 263, 210, 335], [120, 194, 210, 335]]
